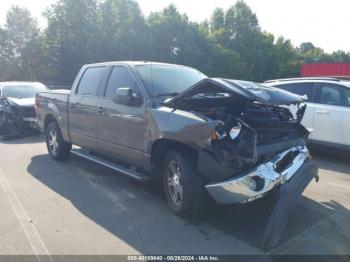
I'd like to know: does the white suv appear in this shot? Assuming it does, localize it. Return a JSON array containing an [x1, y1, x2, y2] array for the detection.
[[265, 77, 350, 149]]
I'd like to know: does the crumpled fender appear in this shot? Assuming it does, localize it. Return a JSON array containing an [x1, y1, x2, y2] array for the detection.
[[261, 161, 319, 249]]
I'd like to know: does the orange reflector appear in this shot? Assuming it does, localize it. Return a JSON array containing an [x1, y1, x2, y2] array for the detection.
[[211, 131, 217, 140]]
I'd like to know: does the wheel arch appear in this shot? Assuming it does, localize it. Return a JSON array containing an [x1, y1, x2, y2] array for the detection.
[[44, 114, 58, 132], [150, 138, 198, 173]]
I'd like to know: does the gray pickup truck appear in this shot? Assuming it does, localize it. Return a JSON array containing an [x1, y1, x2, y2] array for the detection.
[[36, 61, 318, 248]]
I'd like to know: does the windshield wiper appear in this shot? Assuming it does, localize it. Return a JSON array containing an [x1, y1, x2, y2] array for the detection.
[[155, 92, 179, 98]]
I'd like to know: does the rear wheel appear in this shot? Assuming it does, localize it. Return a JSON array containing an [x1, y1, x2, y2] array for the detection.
[[46, 122, 71, 160], [163, 149, 206, 217]]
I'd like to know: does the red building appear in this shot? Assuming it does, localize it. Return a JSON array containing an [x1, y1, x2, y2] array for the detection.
[[301, 63, 350, 78]]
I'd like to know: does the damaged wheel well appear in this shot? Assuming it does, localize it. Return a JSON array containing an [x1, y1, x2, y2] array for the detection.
[[151, 139, 198, 173], [44, 114, 57, 132]]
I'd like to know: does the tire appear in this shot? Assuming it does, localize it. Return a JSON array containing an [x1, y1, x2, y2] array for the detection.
[[163, 149, 206, 218], [46, 122, 71, 160]]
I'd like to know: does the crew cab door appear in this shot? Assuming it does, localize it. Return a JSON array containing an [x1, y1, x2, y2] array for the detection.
[[311, 83, 350, 146], [96, 66, 145, 166], [68, 66, 107, 150]]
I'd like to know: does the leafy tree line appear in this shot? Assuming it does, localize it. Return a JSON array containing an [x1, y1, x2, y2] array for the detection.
[[0, 0, 349, 85]]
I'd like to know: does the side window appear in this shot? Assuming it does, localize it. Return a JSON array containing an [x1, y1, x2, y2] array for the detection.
[[344, 87, 350, 107], [77, 67, 105, 96], [319, 84, 343, 106], [277, 83, 314, 101], [105, 67, 139, 99]]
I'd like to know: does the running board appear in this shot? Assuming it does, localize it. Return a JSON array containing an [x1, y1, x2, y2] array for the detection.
[[71, 148, 150, 182]]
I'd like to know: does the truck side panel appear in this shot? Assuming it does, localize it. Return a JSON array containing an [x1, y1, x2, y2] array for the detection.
[[36, 90, 70, 142]]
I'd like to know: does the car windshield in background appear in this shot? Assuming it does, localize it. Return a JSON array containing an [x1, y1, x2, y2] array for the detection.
[[135, 64, 207, 99], [2, 84, 47, 99]]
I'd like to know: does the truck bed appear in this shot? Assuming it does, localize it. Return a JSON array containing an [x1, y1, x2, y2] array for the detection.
[[35, 89, 71, 140]]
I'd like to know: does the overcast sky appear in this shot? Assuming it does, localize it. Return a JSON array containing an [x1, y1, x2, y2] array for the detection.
[[0, 0, 349, 53]]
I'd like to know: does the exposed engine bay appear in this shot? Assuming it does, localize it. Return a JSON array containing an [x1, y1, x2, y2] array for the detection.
[[165, 78, 310, 183], [197, 101, 308, 180]]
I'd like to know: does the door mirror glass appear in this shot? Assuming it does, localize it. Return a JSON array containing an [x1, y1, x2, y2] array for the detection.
[[114, 87, 132, 105]]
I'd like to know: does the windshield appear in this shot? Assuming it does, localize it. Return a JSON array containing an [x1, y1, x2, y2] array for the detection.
[[135, 64, 207, 98], [1, 83, 47, 99]]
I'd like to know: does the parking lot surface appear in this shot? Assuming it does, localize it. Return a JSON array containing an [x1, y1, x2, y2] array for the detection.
[[0, 135, 350, 258]]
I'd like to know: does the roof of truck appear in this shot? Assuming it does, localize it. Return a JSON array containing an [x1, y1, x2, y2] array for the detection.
[[84, 61, 191, 68]]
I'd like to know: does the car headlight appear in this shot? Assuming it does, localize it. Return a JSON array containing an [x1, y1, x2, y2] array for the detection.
[[211, 121, 242, 141], [229, 122, 242, 140]]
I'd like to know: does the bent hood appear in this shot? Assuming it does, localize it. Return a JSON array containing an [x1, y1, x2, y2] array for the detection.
[[6, 97, 35, 107], [165, 78, 304, 106]]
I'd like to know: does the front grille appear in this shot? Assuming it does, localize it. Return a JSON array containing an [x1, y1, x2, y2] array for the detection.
[[20, 106, 36, 118], [274, 150, 299, 173]]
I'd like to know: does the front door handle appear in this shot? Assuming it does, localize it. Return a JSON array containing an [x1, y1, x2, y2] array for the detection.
[[70, 103, 77, 109], [98, 106, 105, 115], [315, 110, 330, 115]]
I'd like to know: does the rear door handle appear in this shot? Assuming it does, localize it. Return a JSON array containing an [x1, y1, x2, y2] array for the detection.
[[70, 104, 77, 109], [315, 110, 330, 115], [98, 106, 105, 114]]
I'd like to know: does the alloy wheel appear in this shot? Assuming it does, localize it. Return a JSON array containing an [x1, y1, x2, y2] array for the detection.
[[48, 128, 58, 155], [166, 159, 183, 206]]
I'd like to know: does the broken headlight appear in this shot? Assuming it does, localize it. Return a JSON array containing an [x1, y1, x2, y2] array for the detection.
[[214, 127, 227, 140], [229, 122, 242, 140], [212, 121, 242, 141]]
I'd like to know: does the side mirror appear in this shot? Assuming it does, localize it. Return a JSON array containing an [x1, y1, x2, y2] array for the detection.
[[115, 87, 132, 105]]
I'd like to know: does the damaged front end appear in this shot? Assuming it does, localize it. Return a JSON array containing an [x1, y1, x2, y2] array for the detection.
[[164, 78, 317, 201], [0, 97, 38, 140], [203, 101, 312, 204], [164, 78, 319, 248]]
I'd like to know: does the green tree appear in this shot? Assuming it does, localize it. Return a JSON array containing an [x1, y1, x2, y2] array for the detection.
[[44, 0, 99, 84], [299, 42, 316, 53], [0, 27, 11, 80], [1, 0, 350, 84], [147, 5, 190, 62], [210, 8, 225, 31], [298, 42, 327, 63], [0, 7, 46, 81], [147, 5, 214, 73], [330, 50, 350, 62], [98, 0, 149, 61], [274, 37, 301, 78], [223, 1, 262, 79]]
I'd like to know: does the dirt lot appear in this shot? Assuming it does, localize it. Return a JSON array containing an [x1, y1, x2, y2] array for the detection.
[[0, 135, 350, 258]]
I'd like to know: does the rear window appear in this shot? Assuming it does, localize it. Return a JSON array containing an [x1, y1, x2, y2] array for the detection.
[[77, 67, 105, 96], [275, 82, 314, 101]]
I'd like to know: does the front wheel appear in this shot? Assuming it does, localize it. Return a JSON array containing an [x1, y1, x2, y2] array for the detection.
[[163, 149, 206, 217], [46, 122, 71, 160]]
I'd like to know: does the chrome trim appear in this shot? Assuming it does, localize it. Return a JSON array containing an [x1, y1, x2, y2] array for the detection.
[[23, 117, 36, 122], [205, 146, 309, 205], [71, 148, 149, 181]]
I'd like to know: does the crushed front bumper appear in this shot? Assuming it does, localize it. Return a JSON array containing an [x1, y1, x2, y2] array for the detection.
[[205, 146, 314, 205]]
